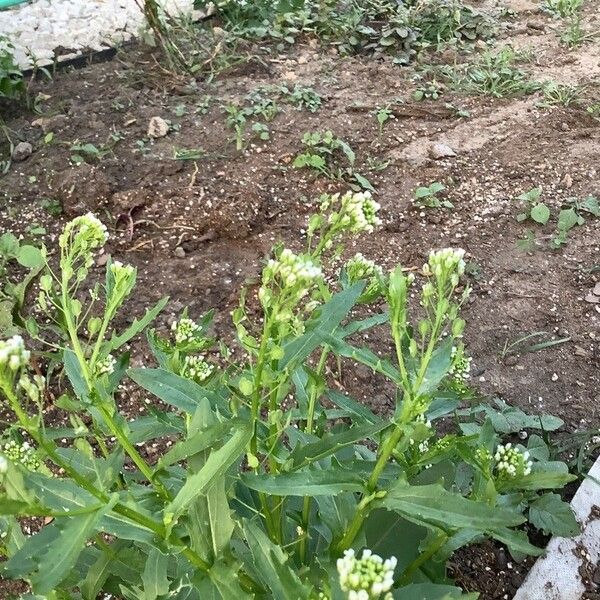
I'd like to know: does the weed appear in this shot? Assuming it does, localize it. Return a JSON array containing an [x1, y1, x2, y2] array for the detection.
[[375, 105, 393, 135], [516, 187, 550, 224], [0, 38, 24, 102], [543, 0, 584, 18], [551, 196, 600, 248], [501, 331, 571, 358], [293, 130, 373, 190], [284, 84, 322, 112], [447, 47, 538, 97], [40, 198, 62, 217], [414, 182, 453, 209], [224, 104, 248, 151], [413, 80, 444, 101], [540, 81, 580, 107], [173, 148, 206, 160]]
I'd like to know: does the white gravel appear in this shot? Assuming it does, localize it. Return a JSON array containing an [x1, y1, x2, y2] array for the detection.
[[0, 0, 194, 69]]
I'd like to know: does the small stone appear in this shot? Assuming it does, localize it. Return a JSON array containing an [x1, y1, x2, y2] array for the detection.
[[12, 141, 33, 161], [585, 292, 600, 304], [429, 142, 456, 160], [593, 282, 600, 296], [148, 116, 169, 138], [174, 247, 186, 258], [574, 346, 588, 357], [561, 122, 570, 132], [561, 174, 573, 189]]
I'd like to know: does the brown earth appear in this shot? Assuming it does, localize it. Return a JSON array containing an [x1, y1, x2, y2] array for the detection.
[[1, 1, 600, 598]]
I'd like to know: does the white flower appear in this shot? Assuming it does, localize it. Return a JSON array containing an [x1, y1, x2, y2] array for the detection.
[[426, 248, 466, 279], [172, 318, 201, 344], [337, 548, 396, 600], [95, 354, 116, 376], [3, 440, 39, 471], [261, 248, 323, 301], [331, 191, 382, 234], [59, 213, 108, 252], [449, 346, 472, 381], [0, 336, 30, 372], [110, 260, 135, 280], [182, 355, 214, 382], [494, 443, 533, 479]]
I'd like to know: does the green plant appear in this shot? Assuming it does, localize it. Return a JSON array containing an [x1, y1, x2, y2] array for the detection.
[[414, 182, 453, 209], [448, 47, 538, 97], [285, 84, 322, 112], [551, 195, 599, 248], [515, 187, 550, 224], [0, 234, 44, 335], [0, 197, 579, 598], [224, 104, 249, 151], [413, 81, 444, 101], [375, 105, 393, 135], [0, 38, 24, 102], [543, 0, 584, 18], [539, 81, 580, 107], [293, 131, 373, 190]]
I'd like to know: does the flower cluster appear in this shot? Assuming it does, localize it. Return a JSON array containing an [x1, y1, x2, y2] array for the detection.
[[59, 213, 108, 270], [424, 248, 466, 282], [263, 248, 323, 291], [172, 318, 201, 344], [2, 440, 39, 471], [337, 549, 396, 600], [181, 355, 214, 383], [0, 336, 30, 373], [494, 443, 532, 478], [345, 253, 386, 303], [95, 354, 116, 377], [449, 346, 472, 381], [326, 191, 382, 235], [106, 260, 137, 316]]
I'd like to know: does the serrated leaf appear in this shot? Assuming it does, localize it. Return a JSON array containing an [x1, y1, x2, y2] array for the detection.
[[164, 422, 251, 528], [529, 493, 579, 537], [104, 297, 168, 354]]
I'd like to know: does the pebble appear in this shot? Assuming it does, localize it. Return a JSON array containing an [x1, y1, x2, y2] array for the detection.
[[429, 142, 456, 160], [148, 116, 169, 139], [12, 141, 33, 161], [174, 247, 186, 258]]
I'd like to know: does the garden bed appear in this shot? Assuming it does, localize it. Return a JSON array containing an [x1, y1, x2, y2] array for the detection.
[[1, 0, 600, 597]]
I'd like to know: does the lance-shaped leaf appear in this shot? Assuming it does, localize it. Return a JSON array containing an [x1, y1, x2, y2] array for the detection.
[[243, 520, 311, 600], [241, 467, 365, 496], [380, 480, 525, 531], [142, 547, 170, 600], [289, 422, 389, 469], [128, 367, 227, 414], [280, 282, 365, 370], [326, 389, 380, 425], [163, 422, 251, 528]]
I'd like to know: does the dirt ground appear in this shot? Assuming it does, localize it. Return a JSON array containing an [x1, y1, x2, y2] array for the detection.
[[1, 0, 600, 597]]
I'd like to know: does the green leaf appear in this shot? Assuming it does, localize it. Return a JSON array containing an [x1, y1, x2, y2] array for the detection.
[[63, 348, 89, 400], [164, 422, 251, 528], [529, 493, 579, 537], [509, 463, 576, 490], [530, 203, 550, 225], [104, 297, 168, 354], [326, 389, 380, 425], [16, 245, 44, 268], [394, 583, 478, 599], [490, 527, 543, 556], [241, 467, 365, 495], [29, 495, 117, 594], [81, 542, 126, 600], [353, 172, 375, 192], [128, 367, 226, 414], [417, 336, 454, 395], [242, 520, 311, 600], [557, 208, 579, 231], [290, 422, 388, 469], [142, 547, 170, 600], [280, 282, 365, 370], [482, 403, 564, 433], [210, 561, 253, 599], [381, 480, 524, 531]]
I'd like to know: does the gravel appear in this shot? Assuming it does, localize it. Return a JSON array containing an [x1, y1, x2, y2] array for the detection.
[[0, 0, 193, 69]]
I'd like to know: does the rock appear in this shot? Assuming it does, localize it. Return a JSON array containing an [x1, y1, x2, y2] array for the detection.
[[594, 282, 600, 296], [429, 142, 456, 160], [54, 163, 113, 216], [561, 173, 573, 188], [12, 141, 33, 161], [585, 293, 600, 304], [526, 21, 545, 31], [32, 114, 68, 133], [174, 247, 186, 259], [147, 116, 169, 139]]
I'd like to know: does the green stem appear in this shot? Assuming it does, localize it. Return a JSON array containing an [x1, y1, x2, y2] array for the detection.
[[299, 346, 329, 563], [397, 532, 448, 586]]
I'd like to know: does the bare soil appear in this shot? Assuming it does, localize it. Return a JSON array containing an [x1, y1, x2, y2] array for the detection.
[[1, 1, 600, 598]]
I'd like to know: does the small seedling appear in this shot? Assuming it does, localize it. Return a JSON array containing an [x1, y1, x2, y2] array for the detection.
[[413, 81, 444, 101], [224, 104, 248, 151], [414, 182, 453, 209], [173, 148, 206, 160], [375, 105, 393, 135], [552, 195, 600, 248], [516, 187, 550, 224], [251, 122, 270, 141]]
